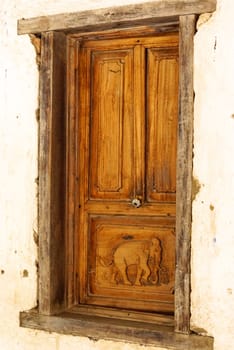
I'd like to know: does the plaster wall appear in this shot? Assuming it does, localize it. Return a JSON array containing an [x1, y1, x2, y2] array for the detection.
[[0, 0, 233, 349]]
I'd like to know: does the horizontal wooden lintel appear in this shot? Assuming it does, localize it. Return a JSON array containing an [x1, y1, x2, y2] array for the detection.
[[17, 0, 216, 35], [20, 309, 213, 349]]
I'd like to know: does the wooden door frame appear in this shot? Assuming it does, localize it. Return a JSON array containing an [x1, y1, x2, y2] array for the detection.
[[18, 0, 216, 341]]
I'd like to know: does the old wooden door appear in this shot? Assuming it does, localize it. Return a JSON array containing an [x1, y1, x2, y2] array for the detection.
[[76, 31, 178, 315]]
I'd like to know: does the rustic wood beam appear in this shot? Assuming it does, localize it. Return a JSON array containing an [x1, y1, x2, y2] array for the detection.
[[175, 14, 196, 334], [18, 0, 216, 35], [20, 309, 214, 350], [39, 31, 67, 315]]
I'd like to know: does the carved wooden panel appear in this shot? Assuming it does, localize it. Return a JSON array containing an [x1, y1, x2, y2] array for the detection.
[[84, 216, 175, 313], [89, 49, 134, 200], [146, 47, 179, 202]]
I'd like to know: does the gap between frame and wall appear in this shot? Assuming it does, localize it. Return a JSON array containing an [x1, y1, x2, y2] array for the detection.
[[18, 1, 216, 348]]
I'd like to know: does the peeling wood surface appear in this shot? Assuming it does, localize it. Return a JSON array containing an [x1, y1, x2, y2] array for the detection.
[[20, 309, 214, 350], [18, 0, 216, 35]]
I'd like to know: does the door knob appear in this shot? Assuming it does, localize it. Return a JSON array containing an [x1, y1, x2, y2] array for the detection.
[[131, 198, 141, 208]]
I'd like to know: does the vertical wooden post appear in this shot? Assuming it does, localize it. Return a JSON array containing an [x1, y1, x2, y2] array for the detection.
[[175, 14, 196, 334], [39, 31, 67, 314], [65, 37, 79, 308]]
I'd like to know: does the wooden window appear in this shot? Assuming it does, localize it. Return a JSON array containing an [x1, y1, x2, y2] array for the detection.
[[18, 1, 216, 349]]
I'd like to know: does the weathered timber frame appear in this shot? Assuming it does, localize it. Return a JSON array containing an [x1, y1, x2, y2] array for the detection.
[[18, 1, 216, 349]]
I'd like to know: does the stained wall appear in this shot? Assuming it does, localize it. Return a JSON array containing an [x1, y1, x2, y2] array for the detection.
[[0, 0, 234, 349]]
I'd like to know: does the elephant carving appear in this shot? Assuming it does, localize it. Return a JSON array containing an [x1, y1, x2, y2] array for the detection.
[[99, 237, 163, 286]]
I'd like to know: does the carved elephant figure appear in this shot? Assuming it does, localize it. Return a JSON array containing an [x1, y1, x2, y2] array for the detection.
[[111, 237, 162, 286]]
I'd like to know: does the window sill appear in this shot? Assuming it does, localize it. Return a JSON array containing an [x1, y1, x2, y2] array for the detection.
[[20, 308, 213, 350]]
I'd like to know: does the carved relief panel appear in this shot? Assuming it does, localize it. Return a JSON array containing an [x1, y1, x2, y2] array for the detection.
[[86, 216, 175, 313]]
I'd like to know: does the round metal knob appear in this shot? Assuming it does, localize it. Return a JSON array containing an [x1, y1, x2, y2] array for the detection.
[[131, 198, 141, 208]]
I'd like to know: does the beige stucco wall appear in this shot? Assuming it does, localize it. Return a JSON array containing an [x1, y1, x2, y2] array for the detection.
[[0, 0, 233, 349]]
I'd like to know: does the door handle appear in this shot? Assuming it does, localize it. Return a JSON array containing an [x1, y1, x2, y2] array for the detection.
[[131, 198, 141, 208]]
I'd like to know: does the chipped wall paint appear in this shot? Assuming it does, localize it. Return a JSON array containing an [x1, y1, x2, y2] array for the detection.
[[0, 0, 234, 349]]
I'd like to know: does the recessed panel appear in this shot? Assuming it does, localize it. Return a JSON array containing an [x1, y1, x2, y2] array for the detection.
[[86, 215, 175, 312], [146, 48, 178, 202], [89, 50, 134, 200]]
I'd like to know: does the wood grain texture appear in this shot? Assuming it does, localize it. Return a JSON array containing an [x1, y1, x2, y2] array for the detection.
[[65, 37, 79, 308], [17, 0, 216, 35], [71, 304, 174, 326], [88, 216, 175, 313], [174, 15, 196, 334], [75, 33, 178, 315], [89, 49, 133, 199], [146, 46, 178, 202], [20, 309, 214, 349], [39, 31, 66, 314]]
